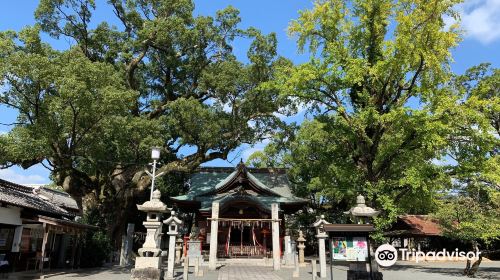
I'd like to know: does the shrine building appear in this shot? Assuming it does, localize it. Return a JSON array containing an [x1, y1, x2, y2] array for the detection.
[[170, 162, 308, 269]]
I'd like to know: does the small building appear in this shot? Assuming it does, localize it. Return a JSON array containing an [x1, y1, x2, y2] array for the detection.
[[170, 163, 308, 262], [0, 178, 95, 272], [384, 215, 445, 251]]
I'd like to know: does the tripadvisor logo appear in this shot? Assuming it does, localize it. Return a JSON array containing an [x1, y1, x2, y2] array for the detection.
[[375, 244, 398, 267], [375, 244, 481, 267]]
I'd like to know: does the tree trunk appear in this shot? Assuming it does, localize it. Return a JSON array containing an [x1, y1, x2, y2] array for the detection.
[[463, 259, 471, 275], [466, 254, 482, 278], [464, 249, 500, 278], [463, 241, 481, 277]]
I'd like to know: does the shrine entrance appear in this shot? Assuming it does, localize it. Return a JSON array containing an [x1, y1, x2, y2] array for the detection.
[[215, 194, 274, 259], [170, 163, 309, 270], [216, 218, 273, 258]]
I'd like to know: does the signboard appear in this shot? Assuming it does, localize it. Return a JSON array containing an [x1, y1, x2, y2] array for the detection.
[[332, 236, 368, 261]]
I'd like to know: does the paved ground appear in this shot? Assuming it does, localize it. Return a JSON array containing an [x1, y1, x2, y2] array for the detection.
[[217, 265, 281, 280], [3, 261, 500, 279], [382, 261, 500, 280]]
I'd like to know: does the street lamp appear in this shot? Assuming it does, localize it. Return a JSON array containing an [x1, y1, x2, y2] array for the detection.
[[146, 147, 164, 200], [151, 147, 161, 160]]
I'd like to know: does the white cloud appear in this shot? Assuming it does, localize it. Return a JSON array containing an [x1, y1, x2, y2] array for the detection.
[[241, 139, 271, 162], [0, 168, 49, 185], [458, 0, 500, 44]]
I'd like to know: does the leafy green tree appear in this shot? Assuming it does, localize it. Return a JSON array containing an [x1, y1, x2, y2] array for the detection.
[[254, 0, 465, 231], [0, 0, 288, 244], [433, 64, 499, 276]]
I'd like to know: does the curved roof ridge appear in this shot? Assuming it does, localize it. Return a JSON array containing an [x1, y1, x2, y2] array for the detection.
[[245, 171, 282, 197]]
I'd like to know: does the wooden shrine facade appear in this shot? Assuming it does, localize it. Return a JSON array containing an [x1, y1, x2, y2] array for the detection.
[[170, 163, 308, 270]]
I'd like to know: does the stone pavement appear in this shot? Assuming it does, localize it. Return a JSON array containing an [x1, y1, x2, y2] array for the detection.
[[217, 265, 281, 280], [186, 261, 500, 280], [3, 261, 499, 280]]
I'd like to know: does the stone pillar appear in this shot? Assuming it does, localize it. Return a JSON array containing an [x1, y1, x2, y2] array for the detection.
[[120, 223, 135, 266], [208, 202, 219, 271], [284, 235, 292, 265], [194, 257, 199, 276], [166, 231, 176, 279], [271, 203, 281, 271], [311, 259, 317, 280], [183, 257, 189, 280], [292, 254, 300, 278], [313, 215, 330, 279], [317, 234, 327, 278], [297, 230, 306, 266], [164, 211, 183, 280]]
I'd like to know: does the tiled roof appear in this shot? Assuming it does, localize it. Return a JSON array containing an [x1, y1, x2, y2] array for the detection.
[[28, 185, 79, 211], [399, 215, 441, 236], [0, 178, 72, 218], [171, 165, 307, 211], [386, 215, 442, 237], [185, 166, 296, 198]]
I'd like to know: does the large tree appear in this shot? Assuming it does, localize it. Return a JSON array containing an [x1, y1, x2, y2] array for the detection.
[[0, 0, 288, 243], [252, 0, 466, 231], [433, 64, 499, 276]]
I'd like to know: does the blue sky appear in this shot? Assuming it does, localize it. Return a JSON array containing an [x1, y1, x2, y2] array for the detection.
[[0, 0, 499, 184]]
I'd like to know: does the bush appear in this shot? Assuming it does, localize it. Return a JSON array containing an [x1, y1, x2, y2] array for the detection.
[[80, 230, 112, 268]]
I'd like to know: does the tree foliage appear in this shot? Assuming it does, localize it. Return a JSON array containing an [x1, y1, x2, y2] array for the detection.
[[433, 64, 499, 246], [0, 0, 288, 241], [251, 0, 497, 239]]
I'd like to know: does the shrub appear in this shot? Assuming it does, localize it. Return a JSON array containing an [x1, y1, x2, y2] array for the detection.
[[80, 230, 112, 268]]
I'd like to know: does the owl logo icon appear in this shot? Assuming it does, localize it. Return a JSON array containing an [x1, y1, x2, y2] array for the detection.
[[375, 244, 398, 267]]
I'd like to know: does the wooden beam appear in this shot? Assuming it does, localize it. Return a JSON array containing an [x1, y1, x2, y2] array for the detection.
[[40, 223, 50, 274]]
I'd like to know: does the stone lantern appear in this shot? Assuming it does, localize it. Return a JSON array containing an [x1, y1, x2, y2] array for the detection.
[[132, 189, 168, 280], [175, 237, 183, 264], [313, 215, 330, 278], [344, 194, 380, 224], [296, 230, 306, 266], [313, 215, 330, 236], [163, 210, 183, 279], [344, 195, 381, 280]]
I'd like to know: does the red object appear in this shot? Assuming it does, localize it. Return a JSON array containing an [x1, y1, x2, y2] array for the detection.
[[396, 215, 442, 236], [183, 235, 189, 257], [279, 237, 283, 257]]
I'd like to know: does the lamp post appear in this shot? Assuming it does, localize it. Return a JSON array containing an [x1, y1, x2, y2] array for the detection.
[[147, 147, 163, 201]]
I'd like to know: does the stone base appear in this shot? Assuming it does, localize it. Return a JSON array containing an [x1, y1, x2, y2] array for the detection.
[[135, 256, 162, 269], [347, 270, 383, 280], [284, 253, 294, 266], [131, 267, 162, 280]]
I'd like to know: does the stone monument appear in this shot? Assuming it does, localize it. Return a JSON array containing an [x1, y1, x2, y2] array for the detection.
[[284, 234, 293, 265], [131, 189, 168, 280], [313, 215, 330, 279], [297, 230, 306, 266], [164, 210, 183, 279], [175, 237, 183, 264], [120, 223, 135, 266]]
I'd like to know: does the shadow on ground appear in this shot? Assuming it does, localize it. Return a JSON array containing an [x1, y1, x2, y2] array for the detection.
[[383, 262, 500, 280]]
